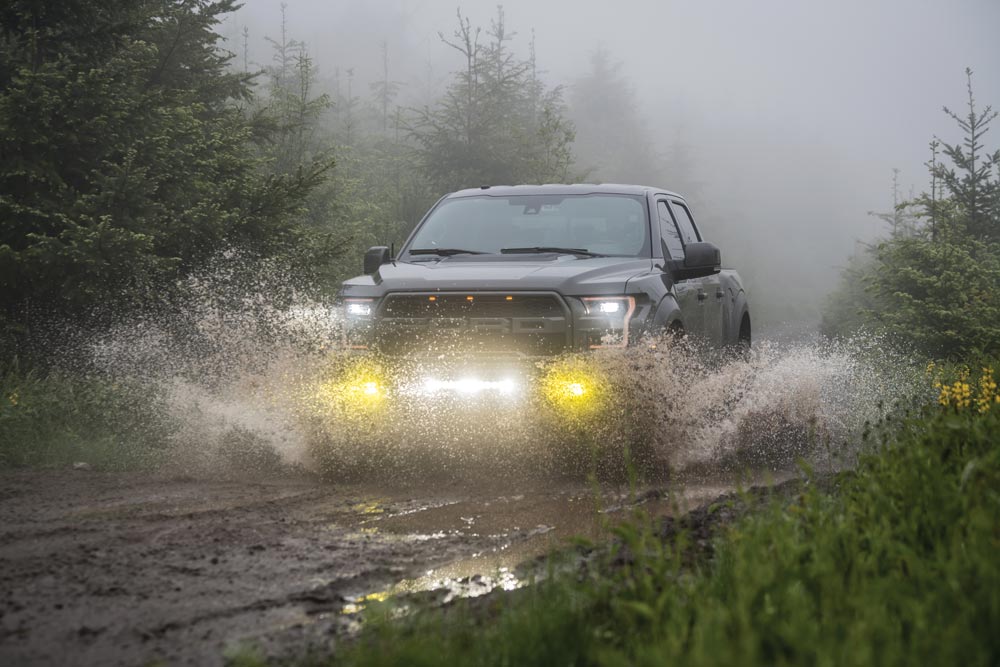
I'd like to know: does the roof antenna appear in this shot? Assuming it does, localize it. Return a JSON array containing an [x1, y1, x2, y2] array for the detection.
[[480, 184, 490, 190]]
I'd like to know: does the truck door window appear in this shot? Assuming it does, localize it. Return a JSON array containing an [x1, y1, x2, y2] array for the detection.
[[657, 201, 685, 260], [669, 202, 700, 244]]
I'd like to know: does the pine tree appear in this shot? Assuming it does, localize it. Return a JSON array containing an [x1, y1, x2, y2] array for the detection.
[[409, 7, 577, 193], [0, 0, 338, 341], [858, 71, 1000, 356], [569, 48, 658, 184], [867, 169, 922, 238], [261, 4, 331, 176], [369, 41, 402, 135], [934, 68, 1000, 242]]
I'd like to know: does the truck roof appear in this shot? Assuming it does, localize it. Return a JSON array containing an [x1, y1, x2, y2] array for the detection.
[[447, 183, 685, 199]]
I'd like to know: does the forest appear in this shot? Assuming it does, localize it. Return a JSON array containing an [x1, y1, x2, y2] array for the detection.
[[2, 1, 997, 360], [1, 1, 999, 666]]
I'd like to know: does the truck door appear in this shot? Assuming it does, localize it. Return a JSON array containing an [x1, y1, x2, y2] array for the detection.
[[656, 200, 704, 338], [669, 200, 724, 346]]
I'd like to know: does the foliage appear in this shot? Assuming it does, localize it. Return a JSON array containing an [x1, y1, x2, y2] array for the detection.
[[819, 247, 881, 339], [927, 361, 999, 413], [823, 70, 1000, 357], [867, 234, 1000, 357], [0, 0, 341, 350], [330, 394, 1000, 667], [935, 72, 1000, 243], [250, 4, 363, 287], [408, 7, 577, 194], [0, 365, 175, 469]]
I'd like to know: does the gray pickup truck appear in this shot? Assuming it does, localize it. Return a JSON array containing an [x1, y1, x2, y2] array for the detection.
[[339, 184, 750, 358]]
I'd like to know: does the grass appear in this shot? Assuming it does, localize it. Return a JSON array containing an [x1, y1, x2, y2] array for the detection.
[[318, 392, 1000, 666], [0, 364, 175, 469]]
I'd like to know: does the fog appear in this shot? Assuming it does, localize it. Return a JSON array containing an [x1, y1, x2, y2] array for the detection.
[[224, 0, 999, 326]]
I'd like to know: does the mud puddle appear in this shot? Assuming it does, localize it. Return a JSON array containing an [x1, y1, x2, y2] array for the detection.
[[0, 468, 780, 666]]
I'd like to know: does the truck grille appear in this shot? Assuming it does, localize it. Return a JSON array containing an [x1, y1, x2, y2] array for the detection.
[[374, 292, 569, 356], [381, 293, 563, 318]]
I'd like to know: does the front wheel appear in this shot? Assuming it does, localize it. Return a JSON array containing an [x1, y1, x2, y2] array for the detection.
[[725, 313, 752, 361]]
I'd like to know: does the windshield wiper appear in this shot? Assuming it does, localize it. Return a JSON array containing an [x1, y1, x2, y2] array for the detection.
[[409, 248, 487, 257], [500, 246, 606, 258]]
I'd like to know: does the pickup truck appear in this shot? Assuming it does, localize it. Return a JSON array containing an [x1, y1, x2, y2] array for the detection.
[[338, 184, 751, 360]]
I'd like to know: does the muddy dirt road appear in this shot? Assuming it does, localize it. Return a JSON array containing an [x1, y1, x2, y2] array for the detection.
[[0, 469, 767, 666]]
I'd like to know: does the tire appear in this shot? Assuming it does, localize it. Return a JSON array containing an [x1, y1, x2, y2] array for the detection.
[[735, 313, 751, 359]]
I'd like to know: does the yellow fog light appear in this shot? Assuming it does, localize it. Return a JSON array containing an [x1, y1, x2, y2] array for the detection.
[[312, 358, 388, 416], [540, 358, 606, 418], [343, 375, 384, 406]]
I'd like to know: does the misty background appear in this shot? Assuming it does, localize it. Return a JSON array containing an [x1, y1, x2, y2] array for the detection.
[[221, 0, 1000, 326]]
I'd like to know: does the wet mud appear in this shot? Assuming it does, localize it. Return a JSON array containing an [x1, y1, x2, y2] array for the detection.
[[0, 468, 773, 666]]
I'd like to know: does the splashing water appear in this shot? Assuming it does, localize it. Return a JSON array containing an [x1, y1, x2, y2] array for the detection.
[[64, 256, 923, 480], [627, 336, 920, 473]]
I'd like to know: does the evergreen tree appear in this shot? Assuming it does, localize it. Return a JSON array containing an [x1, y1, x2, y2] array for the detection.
[[409, 7, 576, 194], [261, 2, 332, 175], [824, 70, 1000, 357], [867, 169, 922, 238], [0, 0, 337, 340], [934, 69, 1000, 242], [370, 41, 402, 135], [569, 48, 657, 184], [867, 235, 1000, 357]]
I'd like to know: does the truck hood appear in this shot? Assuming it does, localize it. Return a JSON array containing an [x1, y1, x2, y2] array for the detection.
[[340, 256, 655, 297]]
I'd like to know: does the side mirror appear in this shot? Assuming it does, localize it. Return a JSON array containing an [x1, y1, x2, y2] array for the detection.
[[363, 246, 391, 275], [670, 242, 721, 280]]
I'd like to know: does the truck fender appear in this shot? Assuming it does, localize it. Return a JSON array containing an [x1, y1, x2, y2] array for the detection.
[[650, 293, 684, 334], [731, 290, 750, 347]]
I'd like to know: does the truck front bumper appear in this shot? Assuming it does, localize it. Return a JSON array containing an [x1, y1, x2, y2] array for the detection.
[[312, 353, 610, 421]]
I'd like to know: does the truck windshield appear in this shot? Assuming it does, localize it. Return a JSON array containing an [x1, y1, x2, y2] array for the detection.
[[405, 194, 649, 258]]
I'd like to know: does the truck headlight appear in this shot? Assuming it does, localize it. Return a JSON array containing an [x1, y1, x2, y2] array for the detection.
[[582, 296, 634, 317], [581, 296, 636, 348], [342, 299, 376, 350], [345, 299, 374, 317]]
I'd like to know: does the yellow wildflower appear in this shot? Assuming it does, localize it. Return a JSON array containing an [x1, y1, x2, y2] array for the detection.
[[932, 365, 998, 413]]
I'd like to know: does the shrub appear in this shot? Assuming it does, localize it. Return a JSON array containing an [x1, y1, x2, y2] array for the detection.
[[0, 367, 174, 469]]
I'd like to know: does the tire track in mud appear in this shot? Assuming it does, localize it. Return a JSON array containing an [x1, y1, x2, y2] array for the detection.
[[0, 469, 776, 666]]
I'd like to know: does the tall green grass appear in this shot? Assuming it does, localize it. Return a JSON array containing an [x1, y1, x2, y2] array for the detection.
[[0, 366, 175, 469], [328, 404, 1000, 666]]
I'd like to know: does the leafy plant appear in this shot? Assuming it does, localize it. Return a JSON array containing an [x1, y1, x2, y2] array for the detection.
[[0, 365, 175, 469]]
